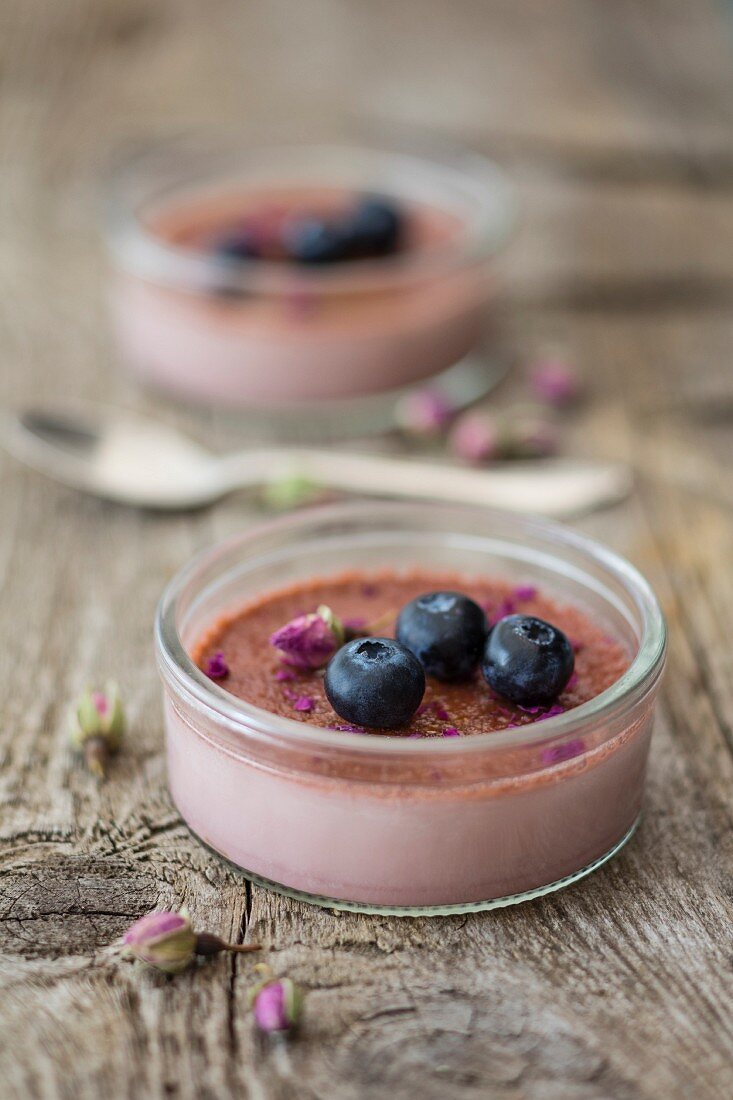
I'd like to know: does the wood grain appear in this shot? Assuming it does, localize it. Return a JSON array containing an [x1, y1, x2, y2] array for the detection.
[[1, 1, 733, 1098]]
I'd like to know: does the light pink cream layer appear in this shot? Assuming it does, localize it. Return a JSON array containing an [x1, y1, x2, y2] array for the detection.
[[165, 699, 651, 907]]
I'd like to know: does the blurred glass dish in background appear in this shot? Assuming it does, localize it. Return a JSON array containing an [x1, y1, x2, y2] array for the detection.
[[105, 139, 516, 434]]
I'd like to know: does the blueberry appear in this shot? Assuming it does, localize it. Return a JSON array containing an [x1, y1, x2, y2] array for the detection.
[[481, 615, 574, 707], [324, 637, 425, 729], [214, 228, 261, 261], [396, 591, 488, 682], [284, 217, 352, 264], [347, 194, 403, 257]]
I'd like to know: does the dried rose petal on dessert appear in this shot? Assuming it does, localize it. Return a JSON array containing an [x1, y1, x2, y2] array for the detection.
[[206, 651, 230, 680], [270, 605, 344, 670], [513, 584, 538, 602], [537, 703, 566, 720]]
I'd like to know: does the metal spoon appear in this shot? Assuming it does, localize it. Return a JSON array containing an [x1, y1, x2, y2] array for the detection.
[[1, 403, 632, 517]]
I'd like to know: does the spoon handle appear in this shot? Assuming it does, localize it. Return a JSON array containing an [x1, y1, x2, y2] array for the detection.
[[218, 449, 631, 518]]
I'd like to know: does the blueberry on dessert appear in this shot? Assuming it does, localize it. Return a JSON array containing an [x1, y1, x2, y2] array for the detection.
[[481, 614, 574, 707], [214, 228, 261, 261], [396, 591, 487, 682], [346, 195, 403, 257], [283, 217, 352, 264], [324, 638, 425, 729]]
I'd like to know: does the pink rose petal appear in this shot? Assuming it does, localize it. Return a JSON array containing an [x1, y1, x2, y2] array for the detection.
[[206, 651, 230, 680]]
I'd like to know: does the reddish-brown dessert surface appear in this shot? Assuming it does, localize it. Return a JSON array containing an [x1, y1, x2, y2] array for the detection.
[[193, 571, 630, 737], [149, 186, 460, 259]]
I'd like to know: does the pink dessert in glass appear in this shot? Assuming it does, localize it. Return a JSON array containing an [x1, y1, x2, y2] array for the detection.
[[106, 142, 515, 414], [155, 503, 666, 915]]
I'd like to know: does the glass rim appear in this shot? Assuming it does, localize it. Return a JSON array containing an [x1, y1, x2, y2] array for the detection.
[[105, 137, 519, 295], [155, 501, 667, 758]]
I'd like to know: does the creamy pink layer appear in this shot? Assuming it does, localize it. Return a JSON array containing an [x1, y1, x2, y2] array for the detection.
[[164, 694, 652, 907], [111, 269, 486, 403]]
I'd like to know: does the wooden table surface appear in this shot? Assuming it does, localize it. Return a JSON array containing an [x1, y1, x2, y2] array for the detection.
[[2, 2, 733, 1097]]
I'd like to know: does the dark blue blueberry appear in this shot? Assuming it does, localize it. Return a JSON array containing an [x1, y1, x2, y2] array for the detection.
[[213, 228, 261, 261], [324, 637, 425, 729], [346, 194, 403, 257], [396, 591, 488, 682], [284, 217, 353, 264], [481, 614, 574, 707]]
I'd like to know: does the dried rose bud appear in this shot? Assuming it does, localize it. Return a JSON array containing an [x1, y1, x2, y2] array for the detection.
[[123, 910, 197, 974], [122, 908, 260, 974], [449, 411, 502, 464], [270, 605, 344, 670], [69, 682, 124, 778], [249, 975, 303, 1035], [529, 358, 584, 407], [395, 388, 454, 439], [261, 474, 322, 511]]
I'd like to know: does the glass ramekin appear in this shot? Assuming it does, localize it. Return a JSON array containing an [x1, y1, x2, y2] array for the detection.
[[155, 502, 666, 916], [106, 139, 516, 420]]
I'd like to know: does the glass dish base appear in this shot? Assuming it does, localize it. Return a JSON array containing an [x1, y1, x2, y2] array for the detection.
[[148, 350, 508, 441], [191, 817, 639, 918]]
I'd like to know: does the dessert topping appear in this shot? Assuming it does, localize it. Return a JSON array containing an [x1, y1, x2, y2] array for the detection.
[[347, 195, 403, 256], [214, 227, 261, 262], [396, 591, 488, 682], [284, 216, 353, 265], [205, 651, 230, 680], [481, 614, 575, 707], [282, 194, 404, 265], [416, 699, 452, 721], [324, 637, 425, 729], [270, 605, 345, 670], [513, 584, 538, 602]]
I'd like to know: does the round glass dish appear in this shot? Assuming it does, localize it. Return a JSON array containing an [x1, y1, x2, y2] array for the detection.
[[155, 502, 666, 916], [106, 140, 516, 429]]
